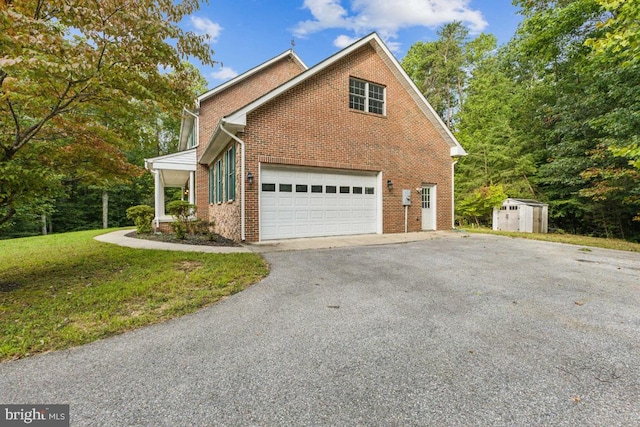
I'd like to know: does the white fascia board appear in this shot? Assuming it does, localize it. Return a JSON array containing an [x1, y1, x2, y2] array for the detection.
[[198, 122, 226, 165], [178, 109, 197, 151], [225, 34, 380, 124], [223, 33, 465, 159], [145, 148, 197, 171], [369, 35, 467, 156], [196, 50, 308, 106], [450, 145, 467, 157], [152, 162, 196, 171], [198, 117, 246, 165]]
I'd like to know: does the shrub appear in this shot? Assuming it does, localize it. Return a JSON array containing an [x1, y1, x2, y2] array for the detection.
[[166, 200, 197, 239], [126, 205, 155, 234], [194, 219, 217, 241]]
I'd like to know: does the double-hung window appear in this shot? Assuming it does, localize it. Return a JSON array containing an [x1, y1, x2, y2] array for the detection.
[[349, 77, 385, 115], [225, 145, 236, 201]]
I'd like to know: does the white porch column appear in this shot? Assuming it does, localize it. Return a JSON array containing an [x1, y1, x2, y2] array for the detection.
[[153, 170, 165, 227], [189, 171, 195, 205]]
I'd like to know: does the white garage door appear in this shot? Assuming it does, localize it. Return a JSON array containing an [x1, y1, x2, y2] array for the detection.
[[260, 166, 378, 240]]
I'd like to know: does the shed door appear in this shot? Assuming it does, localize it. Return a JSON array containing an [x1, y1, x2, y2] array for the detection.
[[532, 207, 542, 233], [421, 185, 436, 230], [260, 166, 378, 240]]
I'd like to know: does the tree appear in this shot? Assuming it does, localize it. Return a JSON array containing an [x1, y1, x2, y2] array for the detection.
[[508, 0, 640, 238], [586, 0, 640, 68], [402, 22, 467, 128], [0, 0, 215, 227], [455, 41, 543, 194], [585, 0, 640, 171], [456, 184, 508, 227]]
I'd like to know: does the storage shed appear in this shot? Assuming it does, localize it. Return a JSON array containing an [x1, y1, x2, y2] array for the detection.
[[493, 198, 548, 233]]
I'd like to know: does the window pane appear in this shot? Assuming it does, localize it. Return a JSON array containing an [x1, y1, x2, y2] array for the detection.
[[296, 184, 308, 193], [365, 187, 374, 195], [226, 145, 236, 201], [349, 95, 365, 111], [311, 185, 323, 193], [279, 184, 292, 192], [352, 186, 363, 194], [262, 183, 276, 192], [369, 99, 384, 115], [369, 83, 384, 100], [349, 78, 366, 111], [208, 167, 213, 203], [340, 186, 350, 194], [326, 185, 337, 194], [349, 78, 366, 96], [216, 159, 223, 202]]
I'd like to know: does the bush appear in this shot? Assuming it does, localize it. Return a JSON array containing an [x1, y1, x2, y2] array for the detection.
[[126, 205, 155, 234], [166, 200, 197, 239], [194, 219, 217, 241]]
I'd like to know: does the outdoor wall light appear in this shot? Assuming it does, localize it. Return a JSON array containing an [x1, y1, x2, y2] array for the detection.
[[387, 179, 393, 190], [247, 171, 254, 184]]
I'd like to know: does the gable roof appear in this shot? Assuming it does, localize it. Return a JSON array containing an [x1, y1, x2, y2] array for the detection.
[[178, 49, 307, 152], [196, 49, 308, 107], [200, 32, 466, 164]]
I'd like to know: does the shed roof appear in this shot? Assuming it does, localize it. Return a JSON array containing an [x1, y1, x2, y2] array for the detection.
[[504, 198, 548, 207]]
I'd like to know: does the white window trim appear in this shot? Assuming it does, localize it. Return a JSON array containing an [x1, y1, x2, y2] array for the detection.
[[187, 116, 199, 149], [349, 77, 386, 116], [225, 145, 236, 201]]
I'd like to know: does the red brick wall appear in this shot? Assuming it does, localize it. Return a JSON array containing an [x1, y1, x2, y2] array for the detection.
[[193, 55, 306, 238], [239, 44, 453, 242]]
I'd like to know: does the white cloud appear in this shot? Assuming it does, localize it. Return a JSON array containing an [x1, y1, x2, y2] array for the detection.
[[333, 34, 358, 48], [211, 67, 239, 81], [294, 0, 351, 36], [294, 0, 487, 50], [191, 16, 223, 43]]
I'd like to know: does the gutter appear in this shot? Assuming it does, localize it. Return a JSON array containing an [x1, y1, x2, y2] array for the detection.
[[219, 121, 246, 241]]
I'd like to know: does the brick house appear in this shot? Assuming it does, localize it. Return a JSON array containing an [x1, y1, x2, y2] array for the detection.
[[145, 32, 466, 242]]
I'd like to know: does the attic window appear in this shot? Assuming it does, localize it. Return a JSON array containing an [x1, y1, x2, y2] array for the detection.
[[349, 78, 385, 115]]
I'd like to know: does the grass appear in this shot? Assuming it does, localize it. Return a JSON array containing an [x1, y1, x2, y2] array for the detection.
[[461, 227, 640, 252], [0, 229, 269, 362]]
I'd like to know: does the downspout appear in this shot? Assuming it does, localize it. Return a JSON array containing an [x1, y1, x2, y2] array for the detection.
[[451, 160, 458, 229], [219, 121, 246, 241]]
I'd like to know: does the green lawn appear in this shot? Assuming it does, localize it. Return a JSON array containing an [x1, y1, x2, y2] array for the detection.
[[462, 228, 640, 252], [0, 229, 268, 362]]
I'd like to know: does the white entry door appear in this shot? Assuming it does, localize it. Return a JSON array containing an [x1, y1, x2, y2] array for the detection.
[[421, 185, 436, 230]]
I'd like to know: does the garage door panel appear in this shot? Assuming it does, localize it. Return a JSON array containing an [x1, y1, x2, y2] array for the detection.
[[260, 166, 377, 240], [310, 210, 324, 220]]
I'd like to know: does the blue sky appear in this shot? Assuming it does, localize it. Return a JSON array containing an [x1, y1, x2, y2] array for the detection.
[[185, 0, 523, 88]]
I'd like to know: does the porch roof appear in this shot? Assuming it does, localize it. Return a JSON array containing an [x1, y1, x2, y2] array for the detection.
[[145, 149, 196, 187]]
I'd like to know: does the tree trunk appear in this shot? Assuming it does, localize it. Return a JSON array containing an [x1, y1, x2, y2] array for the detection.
[[41, 214, 47, 235], [102, 190, 108, 229]]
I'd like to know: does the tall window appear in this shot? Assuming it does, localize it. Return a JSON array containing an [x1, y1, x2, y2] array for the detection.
[[349, 77, 385, 115], [215, 159, 223, 202], [208, 166, 214, 203], [187, 120, 197, 148], [225, 145, 236, 201]]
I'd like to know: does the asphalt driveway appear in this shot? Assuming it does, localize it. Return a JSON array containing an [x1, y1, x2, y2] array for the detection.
[[1, 233, 639, 426]]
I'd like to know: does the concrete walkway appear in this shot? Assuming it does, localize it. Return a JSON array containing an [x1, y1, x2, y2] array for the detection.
[[94, 229, 460, 253], [94, 229, 251, 253]]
